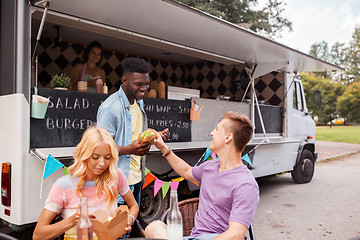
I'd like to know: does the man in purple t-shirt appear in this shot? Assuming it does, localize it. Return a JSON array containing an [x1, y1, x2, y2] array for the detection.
[[145, 111, 259, 240]]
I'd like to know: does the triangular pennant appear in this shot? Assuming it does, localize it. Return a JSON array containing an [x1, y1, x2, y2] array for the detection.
[[203, 147, 212, 161], [43, 154, 64, 180], [145, 168, 150, 175], [63, 166, 69, 176], [171, 177, 184, 182], [142, 172, 157, 190], [170, 181, 179, 191], [161, 182, 170, 199], [154, 178, 164, 197], [241, 154, 253, 167], [190, 180, 199, 186]]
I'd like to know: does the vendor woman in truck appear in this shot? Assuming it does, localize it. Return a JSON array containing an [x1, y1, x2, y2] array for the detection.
[[70, 41, 106, 92]]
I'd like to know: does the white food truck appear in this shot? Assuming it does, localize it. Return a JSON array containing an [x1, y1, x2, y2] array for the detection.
[[0, 0, 342, 228]]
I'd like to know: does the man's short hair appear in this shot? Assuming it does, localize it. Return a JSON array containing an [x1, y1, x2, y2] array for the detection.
[[223, 111, 253, 152], [123, 57, 149, 74]]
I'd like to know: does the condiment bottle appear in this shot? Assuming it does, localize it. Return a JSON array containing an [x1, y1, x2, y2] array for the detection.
[[103, 83, 108, 94], [77, 197, 93, 240], [158, 81, 166, 99], [167, 190, 183, 240], [95, 78, 103, 93]]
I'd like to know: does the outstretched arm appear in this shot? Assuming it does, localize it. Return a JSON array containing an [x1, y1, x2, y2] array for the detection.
[[153, 132, 197, 183]]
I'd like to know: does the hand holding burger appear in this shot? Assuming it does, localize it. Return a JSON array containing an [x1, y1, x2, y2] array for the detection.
[[138, 129, 157, 144], [138, 128, 169, 144]]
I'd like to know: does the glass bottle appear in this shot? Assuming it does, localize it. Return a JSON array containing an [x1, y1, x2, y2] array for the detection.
[[77, 197, 93, 240], [167, 190, 183, 240]]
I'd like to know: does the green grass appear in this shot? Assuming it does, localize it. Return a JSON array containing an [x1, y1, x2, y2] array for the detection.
[[316, 126, 360, 144]]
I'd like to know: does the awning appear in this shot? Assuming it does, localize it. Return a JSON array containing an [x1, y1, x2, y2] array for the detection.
[[32, 0, 343, 73]]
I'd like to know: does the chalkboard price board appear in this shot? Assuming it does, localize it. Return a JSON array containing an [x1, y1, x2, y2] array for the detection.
[[30, 89, 191, 148], [143, 98, 191, 142], [30, 88, 107, 148]]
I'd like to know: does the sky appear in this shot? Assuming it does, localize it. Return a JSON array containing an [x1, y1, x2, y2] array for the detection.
[[258, 0, 360, 54]]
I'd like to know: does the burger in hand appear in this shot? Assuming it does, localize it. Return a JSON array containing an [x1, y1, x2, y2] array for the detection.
[[138, 129, 157, 144]]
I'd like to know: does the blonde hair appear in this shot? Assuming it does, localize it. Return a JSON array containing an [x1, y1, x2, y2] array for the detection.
[[68, 126, 119, 208]]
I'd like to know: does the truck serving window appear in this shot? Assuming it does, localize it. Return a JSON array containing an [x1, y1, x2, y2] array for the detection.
[[293, 81, 304, 112]]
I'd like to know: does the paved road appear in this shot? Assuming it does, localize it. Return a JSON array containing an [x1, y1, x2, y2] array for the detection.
[[316, 141, 360, 161], [253, 152, 360, 240]]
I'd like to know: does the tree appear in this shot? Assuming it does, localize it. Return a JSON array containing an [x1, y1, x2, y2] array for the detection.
[[345, 25, 360, 83], [301, 73, 345, 126], [338, 81, 360, 124], [308, 25, 360, 83], [309, 41, 330, 62], [176, 0, 292, 38]]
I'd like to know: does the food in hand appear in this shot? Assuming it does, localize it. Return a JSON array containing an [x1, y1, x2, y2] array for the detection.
[[138, 129, 157, 144]]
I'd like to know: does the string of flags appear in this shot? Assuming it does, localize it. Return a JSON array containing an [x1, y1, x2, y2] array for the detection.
[[40, 144, 258, 199], [142, 147, 254, 199]]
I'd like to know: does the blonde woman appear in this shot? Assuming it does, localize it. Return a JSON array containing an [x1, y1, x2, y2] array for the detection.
[[33, 127, 139, 240]]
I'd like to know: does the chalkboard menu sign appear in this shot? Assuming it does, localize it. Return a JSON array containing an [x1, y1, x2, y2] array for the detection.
[[143, 98, 191, 142], [30, 88, 107, 148], [30, 88, 191, 148]]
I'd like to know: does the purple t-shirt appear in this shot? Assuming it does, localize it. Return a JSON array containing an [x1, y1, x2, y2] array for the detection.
[[190, 160, 259, 237]]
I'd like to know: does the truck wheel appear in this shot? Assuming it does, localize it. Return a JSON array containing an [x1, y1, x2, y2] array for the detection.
[[291, 149, 315, 184], [140, 183, 169, 224]]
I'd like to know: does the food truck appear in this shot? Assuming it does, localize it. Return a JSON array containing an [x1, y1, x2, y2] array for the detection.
[[0, 0, 343, 227]]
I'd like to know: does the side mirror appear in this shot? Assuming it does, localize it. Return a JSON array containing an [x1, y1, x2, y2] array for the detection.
[[308, 90, 321, 115], [314, 90, 321, 108]]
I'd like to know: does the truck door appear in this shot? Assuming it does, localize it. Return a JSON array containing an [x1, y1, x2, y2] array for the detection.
[[291, 78, 315, 140]]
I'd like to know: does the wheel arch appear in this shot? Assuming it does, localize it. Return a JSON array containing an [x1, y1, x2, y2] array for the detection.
[[297, 141, 317, 163]]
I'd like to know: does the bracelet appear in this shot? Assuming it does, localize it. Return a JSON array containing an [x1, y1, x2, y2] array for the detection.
[[128, 215, 136, 225], [162, 148, 172, 157]]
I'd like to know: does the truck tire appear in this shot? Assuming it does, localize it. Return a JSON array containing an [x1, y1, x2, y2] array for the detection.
[[291, 149, 315, 184], [140, 183, 169, 224]]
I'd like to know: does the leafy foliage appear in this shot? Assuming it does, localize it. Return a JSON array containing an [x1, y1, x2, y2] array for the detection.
[[176, 0, 292, 38], [51, 73, 71, 89], [307, 26, 360, 124], [302, 73, 345, 125], [338, 81, 360, 124], [308, 25, 360, 83]]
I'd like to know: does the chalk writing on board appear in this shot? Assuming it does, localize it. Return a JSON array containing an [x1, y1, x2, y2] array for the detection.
[[30, 89, 192, 148], [144, 98, 191, 142]]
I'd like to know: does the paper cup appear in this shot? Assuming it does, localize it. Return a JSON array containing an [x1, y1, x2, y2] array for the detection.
[[78, 81, 87, 92], [31, 96, 49, 119], [190, 109, 201, 121]]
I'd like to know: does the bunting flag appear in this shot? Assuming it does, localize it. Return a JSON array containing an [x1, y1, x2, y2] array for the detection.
[[161, 182, 170, 199], [142, 171, 157, 190], [241, 154, 253, 167], [170, 181, 179, 190], [210, 152, 217, 160], [40, 154, 66, 199], [154, 179, 164, 197], [43, 154, 64, 180], [202, 147, 212, 162], [63, 166, 69, 176]]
